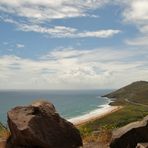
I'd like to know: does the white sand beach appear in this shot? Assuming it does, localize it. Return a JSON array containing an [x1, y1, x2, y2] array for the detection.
[[68, 105, 122, 126]]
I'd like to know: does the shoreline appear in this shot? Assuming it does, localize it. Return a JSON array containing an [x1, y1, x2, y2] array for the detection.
[[68, 105, 122, 126]]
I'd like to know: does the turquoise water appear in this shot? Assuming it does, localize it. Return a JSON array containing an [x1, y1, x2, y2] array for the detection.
[[0, 89, 112, 124]]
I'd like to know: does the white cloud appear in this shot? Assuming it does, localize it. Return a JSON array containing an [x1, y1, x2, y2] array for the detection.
[[0, 17, 120, 38], [19, 24, 77, 38], [0, 0, 147, 34], [120, 0, 148, 35], [122, 0, 148, 24], [18, 23, 121, 38], [0, 1, 147, 89], [117, 0, 148, 47], [140, 25, 148, 33], [0, 0, 108, 23], [126, 36, 148, 46], [0, 48, 147, 89], [77, 30, 120, 38], [16, 44, 25, 48], [89, 14, 100, 18]]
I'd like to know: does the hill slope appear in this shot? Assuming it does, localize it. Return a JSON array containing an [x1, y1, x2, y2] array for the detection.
[[104, 81, 148, 105]]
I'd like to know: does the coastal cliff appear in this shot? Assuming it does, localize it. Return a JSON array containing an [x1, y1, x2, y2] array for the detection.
[[103, 81, 148, 105]]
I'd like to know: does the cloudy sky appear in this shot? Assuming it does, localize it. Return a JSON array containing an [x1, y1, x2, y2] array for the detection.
[[0, 0, 148, 89]]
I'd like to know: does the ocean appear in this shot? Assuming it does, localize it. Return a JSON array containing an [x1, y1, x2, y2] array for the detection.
[[0, 89, 112, 124]]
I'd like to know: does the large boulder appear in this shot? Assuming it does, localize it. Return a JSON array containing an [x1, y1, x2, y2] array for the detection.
[[110, 115, 148, 148], [7, 101, 83, 148]]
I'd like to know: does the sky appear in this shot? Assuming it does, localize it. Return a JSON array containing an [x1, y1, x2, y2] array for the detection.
[[0, 0, 148, 90]]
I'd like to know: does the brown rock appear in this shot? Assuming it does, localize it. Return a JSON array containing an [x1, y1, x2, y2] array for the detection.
[[7, 101, 83, 148], [110, 115, 148, 148], [0, 139, 6, 148]]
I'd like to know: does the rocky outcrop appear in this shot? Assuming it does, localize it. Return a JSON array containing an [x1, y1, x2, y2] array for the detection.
[[110, 115, 148, 148], [7, 101, 83, 148]]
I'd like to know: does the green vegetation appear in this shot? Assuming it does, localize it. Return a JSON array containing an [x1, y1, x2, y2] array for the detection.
[[0, 122, 4, 132], [104, 81, 148, 105], [0, 122, 9, 139], [79, 81, 148, 143], [79, 103, 148, 143]]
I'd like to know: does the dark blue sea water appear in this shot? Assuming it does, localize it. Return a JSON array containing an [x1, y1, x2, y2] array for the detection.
[[0, 89, 112, 124]]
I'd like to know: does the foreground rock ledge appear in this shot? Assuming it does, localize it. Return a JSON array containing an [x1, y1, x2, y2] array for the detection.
[[110, 115, 148, 148], [7, 101, 83, 148]]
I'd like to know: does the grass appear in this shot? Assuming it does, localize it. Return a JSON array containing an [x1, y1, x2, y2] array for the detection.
[[105, 81, 148, 105], [0, 122, 10, 140], [78, 103, 148, 143]]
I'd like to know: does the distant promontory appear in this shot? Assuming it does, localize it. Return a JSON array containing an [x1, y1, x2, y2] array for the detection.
[[103, 81, 148, 105]]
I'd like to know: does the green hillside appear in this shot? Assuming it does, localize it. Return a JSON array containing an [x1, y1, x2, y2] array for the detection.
[[80, 81, 148, 144], [104, 81, 148, 105]]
